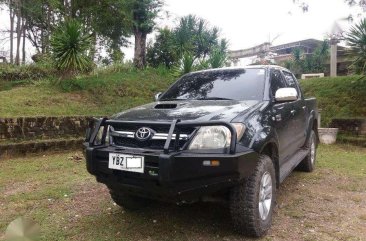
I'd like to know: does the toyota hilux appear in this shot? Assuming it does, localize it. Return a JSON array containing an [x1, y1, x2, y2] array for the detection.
[[84, 65, 318, 237]]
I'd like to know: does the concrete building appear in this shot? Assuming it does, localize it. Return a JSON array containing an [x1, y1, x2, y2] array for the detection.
[[229, 39, 352, 76]]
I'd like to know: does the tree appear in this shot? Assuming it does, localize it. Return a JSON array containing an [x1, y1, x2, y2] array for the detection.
[[130, 0, 163, 69], [346, 18, 366, 74], [284, 40, 329, 76], [174, 15, 220, 60], [207, 39, 229, 68], [9, 0, 15, 63], [1, 0, 132, 63], [147, 14, 228, 73], [305, 40, 329, 73], [50, 19, 92, 74], [146, 28, 178, 68], [1, 0, 25, 64]]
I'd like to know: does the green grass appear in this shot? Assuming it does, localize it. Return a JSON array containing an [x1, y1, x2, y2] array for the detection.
[[0, 68, 175, 117], [300, 75, 366, 127], [0, 145, 365, 240], [316, 144, 366, 177]]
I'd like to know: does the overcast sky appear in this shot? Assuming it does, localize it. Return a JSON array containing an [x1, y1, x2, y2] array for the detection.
[[0, 0, 363, 63]]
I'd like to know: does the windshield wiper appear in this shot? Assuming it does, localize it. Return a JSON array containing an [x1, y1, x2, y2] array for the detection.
[[197, 97, 234, 100]]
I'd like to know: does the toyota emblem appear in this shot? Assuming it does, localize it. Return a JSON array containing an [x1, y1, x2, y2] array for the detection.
[[135, 127, 153, 141]]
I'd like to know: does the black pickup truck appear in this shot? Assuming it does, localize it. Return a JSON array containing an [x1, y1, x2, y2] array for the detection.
[[84, 65, 318, 237]]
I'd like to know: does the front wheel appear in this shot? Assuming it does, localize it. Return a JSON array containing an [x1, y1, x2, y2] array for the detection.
[[229, 155, 276, 237]]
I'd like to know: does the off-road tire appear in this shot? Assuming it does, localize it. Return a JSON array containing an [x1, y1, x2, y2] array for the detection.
[[297, 130, 317, 172], [109, 189, 150, 211], [230, 155, 276, 237]]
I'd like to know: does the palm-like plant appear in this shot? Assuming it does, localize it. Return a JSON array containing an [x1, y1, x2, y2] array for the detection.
[[208, 39, 229, 68], [346, 18, 366, 74], [208, 48, 227, 69], [180, 52, 195, 74], [50, 19, 92, 73]]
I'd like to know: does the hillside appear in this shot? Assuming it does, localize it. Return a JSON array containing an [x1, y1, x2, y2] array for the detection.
[[1, 70, 365, 127], [0, 68, 175, 117], [300, 75, 366, 126]]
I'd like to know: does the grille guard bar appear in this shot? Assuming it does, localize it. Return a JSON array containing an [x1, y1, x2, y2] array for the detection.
[[87, 118, 238, 154]]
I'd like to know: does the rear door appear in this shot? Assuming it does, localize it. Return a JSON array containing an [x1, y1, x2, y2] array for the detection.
[[282, 71, 307, 149]]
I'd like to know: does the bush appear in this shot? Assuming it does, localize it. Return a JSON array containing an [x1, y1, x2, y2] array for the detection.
[[50, 19, 93, 74], [0, 64, 57, 81]]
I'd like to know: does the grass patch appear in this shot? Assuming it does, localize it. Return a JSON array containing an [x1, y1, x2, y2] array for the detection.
[[300, 75, 366, 127], [316, 144, 366, 177]]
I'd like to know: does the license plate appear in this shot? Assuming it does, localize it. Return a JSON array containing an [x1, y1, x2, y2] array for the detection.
[[108, 153, 144, 173]]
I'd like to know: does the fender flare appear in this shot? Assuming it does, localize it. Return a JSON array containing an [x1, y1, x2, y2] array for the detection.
[[304, 110, 317, 144], [249, 126, 280, 186]]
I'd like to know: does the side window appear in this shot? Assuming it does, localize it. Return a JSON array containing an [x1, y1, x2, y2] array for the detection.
[[283, 71, 300, 98], [270, 70, 287, 99], [283, 71, 297, 88]]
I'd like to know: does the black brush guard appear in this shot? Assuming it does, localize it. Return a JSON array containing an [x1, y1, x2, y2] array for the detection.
[[84, 118, 258, 201], [87, 118, 238, 154]]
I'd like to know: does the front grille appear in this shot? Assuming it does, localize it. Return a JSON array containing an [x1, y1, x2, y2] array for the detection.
[[111, 125, 195, 150], [113, 137, 187, 150]]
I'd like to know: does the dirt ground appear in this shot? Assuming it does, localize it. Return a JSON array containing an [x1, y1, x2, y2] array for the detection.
[[0, 144, 365, 241]]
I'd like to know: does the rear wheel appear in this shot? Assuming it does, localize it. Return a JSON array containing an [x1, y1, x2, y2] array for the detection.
[[297, 130, 317, 172], [229, 155, 276, 237], [109, 189, 150, 211]]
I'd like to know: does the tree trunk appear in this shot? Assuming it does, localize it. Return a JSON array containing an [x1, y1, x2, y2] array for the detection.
[[9, 0, 14, 64], [22, 19, 26, 64], [89, 32, 97, 62], [15, 11, 21, 65], [134, 31, 147, 69]]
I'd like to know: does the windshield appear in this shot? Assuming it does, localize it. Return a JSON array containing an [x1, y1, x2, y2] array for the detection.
[[160, 68, 266, 101]]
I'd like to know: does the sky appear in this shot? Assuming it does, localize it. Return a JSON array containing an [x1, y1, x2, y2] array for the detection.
[[0, 0, 363, 63]]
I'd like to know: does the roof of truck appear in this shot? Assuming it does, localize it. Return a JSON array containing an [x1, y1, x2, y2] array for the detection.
[[188, 65, 291, 75]]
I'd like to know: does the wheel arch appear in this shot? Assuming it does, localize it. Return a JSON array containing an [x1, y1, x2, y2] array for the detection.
[[259, 141, 280, 188], [305, 111, 319, 146], [248, 126, 280, 187]]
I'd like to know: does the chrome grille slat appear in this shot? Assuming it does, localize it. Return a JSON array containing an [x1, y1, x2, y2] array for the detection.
[[110, 130, 189, 140]]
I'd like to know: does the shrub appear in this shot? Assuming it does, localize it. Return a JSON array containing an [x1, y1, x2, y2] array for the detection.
[[50, 19, 93, 74], [346, 18, 366, 74], [0, 64, 57, 81]]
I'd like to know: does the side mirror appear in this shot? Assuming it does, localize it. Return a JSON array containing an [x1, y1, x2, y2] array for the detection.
[[275, 88, 298, 102], [154, 92, 162, 101]]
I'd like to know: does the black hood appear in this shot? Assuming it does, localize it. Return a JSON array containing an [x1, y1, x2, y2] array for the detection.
[[112, 100, 261, 122]]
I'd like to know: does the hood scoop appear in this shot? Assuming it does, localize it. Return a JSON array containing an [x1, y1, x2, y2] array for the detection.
[[154, 103, 178, 109]]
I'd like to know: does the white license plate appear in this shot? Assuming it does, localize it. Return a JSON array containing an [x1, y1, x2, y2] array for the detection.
[[108, 153, 144, 173]]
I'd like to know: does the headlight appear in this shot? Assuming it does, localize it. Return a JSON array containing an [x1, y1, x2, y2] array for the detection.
[[188, 123, 245, 150], [94, 126, 110, 145]]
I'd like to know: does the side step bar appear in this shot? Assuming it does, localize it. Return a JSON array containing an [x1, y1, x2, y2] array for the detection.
[[279, 149, 309, 183]]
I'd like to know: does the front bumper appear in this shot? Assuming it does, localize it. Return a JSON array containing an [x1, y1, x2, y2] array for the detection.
[[85, 144, 259, 202]]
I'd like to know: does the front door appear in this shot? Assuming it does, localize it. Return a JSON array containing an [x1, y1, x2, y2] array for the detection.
[[270, 69, 299, 164]]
